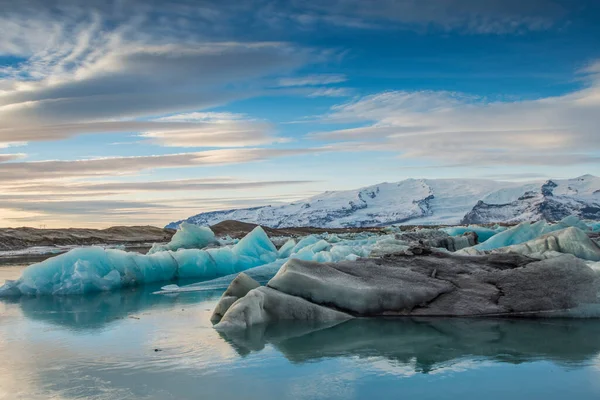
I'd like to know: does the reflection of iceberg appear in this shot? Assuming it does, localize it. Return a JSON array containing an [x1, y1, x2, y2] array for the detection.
[[218, 318, 600, 372], [9, 282, 222, 330], [0, 227, 277, 297]]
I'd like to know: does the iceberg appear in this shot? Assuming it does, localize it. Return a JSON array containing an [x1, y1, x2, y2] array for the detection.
[[0, 227, 277, 297], [148, 222, 217, 254], [467, 216, 590, 251], [587, 221, 600, 232], [157, 232, 393, 294], [277, 239, 296, 258], [440, 225, 503, 243], [460, 227, 600, 262]]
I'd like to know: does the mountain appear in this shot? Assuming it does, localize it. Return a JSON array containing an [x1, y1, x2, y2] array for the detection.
[[166, 175, 600, 229]]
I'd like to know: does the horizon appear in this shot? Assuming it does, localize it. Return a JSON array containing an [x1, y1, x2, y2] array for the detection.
[[1, 1, 600, 228]]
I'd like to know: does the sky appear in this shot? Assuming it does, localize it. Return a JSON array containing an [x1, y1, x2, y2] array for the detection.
[[1, 0, 599, 228]]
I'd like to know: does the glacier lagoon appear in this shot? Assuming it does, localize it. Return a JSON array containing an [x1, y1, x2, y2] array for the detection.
[[1, 273, 600, 400], [2, 217, 600, 399]]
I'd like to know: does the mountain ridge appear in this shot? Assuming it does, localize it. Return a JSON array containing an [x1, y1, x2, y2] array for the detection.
[[167, 175, 600, 229]]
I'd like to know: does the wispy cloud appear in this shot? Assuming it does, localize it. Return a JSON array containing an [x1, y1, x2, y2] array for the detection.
[[0, 148, 326, 183], [278, 74, 347, 87], [310, 65, 600, 167], [4, 178, 316, 195], [142, 112, 285, 148], [0, 153, 26, 162], [308, 88, 353, 97]]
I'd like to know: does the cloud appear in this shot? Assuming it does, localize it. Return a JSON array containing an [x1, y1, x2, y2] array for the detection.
[[3, 178, 315, 194], [278, 74, 347, 87], [142, 112, 284, 147], [290, 0, 570, 34], [0, 42, 310, 136], [310, 65, 600, 167], [0, 153, 25, 162], [0, 148, 324, 183], [0, 2, 323, 145], [308, 88, 353, 97]]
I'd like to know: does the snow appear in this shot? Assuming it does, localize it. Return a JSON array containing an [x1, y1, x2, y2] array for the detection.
[[168, 175, 600, 229], [0, 227, 277, 297], [148, 222, 216, 254]]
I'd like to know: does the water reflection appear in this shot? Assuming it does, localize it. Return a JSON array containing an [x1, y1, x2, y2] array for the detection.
[[2, 287, 600, 399], [219, 318, 600, 372], [2, 282, 222, 330]]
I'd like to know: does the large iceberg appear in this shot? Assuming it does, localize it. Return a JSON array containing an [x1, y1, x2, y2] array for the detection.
[[0, 227, 277, 297], [157, 232, 392, 294]]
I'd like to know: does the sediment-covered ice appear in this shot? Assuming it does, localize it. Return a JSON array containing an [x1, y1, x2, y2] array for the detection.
[[148, 222, 217, 254], [0, 227, 277, 297]]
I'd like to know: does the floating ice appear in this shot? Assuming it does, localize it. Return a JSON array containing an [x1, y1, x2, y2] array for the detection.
[[148, 222, 217, 254], [277, 239, 296, 258], [0, 227, 277, 297], [440, 225, 503, 243], [460, 227, 600, 261], [587, 221, 600, 232], [157, 232, 393, 294], [467, 216, 591, 251]]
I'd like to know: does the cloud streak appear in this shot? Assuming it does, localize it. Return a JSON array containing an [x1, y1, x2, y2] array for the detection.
[[311, 66, 600, 167], [0, 148, 325, 183]]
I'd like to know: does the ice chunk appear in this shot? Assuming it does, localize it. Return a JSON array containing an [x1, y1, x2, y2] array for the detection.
[[148, 222, 217, 254], [468, 216, 590, 252], [156, 233, 388, 295], [0, 226, 277, 297], [440, 225, 501, 243], [587, 221, 600, 232], [461, 227, 600, 262], [278, 239, 296, 259], [291, 236, 320, 253], [232, 225, 278, 265]]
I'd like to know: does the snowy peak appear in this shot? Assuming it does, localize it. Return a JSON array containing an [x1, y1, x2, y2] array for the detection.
[[461, 175, 600, 224], [167, 175, 600, 229]]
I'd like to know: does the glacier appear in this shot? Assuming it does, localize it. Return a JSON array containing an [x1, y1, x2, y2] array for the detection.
[[0, 226, 278, 297]]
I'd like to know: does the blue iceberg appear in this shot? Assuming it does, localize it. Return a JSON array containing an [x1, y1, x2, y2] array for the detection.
[[148, 222, 217, 254], [469, 216, 591, 252], [0, 227, 277, 297], [441, 225, 504, 243], [157, 233, 386, 294]]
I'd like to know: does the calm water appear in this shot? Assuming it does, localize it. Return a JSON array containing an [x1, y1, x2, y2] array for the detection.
[[1, 263, 600, 400]]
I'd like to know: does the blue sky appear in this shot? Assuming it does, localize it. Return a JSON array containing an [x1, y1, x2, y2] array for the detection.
[[1, 0, 599, 227]]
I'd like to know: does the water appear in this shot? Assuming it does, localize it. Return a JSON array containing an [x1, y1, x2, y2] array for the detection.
[[1, 262, 600, 400]]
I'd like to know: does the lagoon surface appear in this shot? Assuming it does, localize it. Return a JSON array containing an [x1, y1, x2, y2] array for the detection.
[[1, 264, 600, 400]]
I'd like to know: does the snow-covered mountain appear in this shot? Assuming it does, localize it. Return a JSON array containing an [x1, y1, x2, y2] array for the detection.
[[167, 175, 600, 229]]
